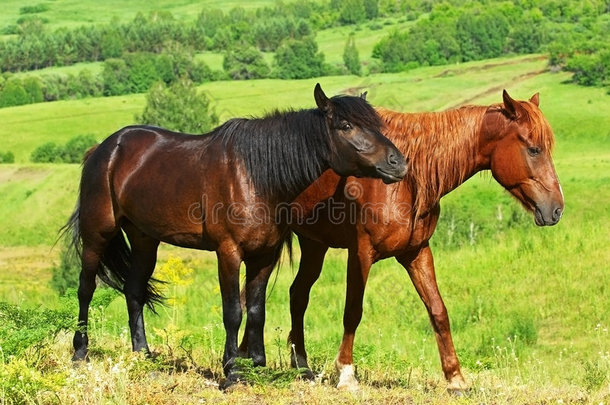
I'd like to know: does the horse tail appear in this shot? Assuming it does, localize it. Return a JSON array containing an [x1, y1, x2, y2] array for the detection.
[[60, 141, 164, 311], [98, 232, 165, 312], [58, 144, 100, 261]]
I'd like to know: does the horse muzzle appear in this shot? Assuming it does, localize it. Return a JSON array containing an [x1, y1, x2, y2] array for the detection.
[[534, 203, 563, 226]]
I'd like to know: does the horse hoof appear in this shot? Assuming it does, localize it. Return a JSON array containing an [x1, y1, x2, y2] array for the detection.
[[298, 367, 315, 381], [447, 376, 469, 396], [336, 363, 359, 392], [219, 371, 243, 391], [71, 351, 89, 362], [337, 379, 360, 392]]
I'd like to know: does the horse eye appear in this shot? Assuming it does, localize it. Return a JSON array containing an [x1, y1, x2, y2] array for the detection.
[[527, 146, 541, 156], [340, 122, 352, 131]]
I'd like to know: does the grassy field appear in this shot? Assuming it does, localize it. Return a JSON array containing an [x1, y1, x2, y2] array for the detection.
[[0, 0, 276, 33], [0, 54, 609, 403]]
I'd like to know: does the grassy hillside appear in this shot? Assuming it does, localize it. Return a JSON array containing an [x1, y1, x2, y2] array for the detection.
[[0, 0, 275, 33], [1, 54, 565, 164], [0, 54, 608, 403]]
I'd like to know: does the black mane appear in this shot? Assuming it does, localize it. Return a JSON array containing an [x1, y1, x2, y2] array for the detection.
[[208, 95, 381, 202]]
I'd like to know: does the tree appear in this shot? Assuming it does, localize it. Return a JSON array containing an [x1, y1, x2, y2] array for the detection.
[[100, 29, 124, 59], [102, 58, 130, 96], [62, 134, 98, 163], [223, 46, 270, 79], [339, 0, 367, 25], [343, 35, 362, 75], [0, 79, 29, 107], [136, 77, 218, 134], [30, 142, 64, 163], [0, 151, 15, 163], [363, 0, 379, 19], [22, 76, 44, 103], [274, 37, 326, 79], [124, 52, 159, 93]]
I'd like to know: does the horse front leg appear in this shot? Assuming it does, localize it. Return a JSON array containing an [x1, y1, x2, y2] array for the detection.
[[335, 247, 373, 391], [396, 244, 467, 393], [288, 235, 328, 377], [216, 245, 244, 389], [243, 254, 276, 368]]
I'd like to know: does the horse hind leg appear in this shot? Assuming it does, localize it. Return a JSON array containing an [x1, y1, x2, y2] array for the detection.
[[288, 235, 328, 378], [73, 244, 103, 361], [123, 225, 160, 354], [396, 246, 468, 393]]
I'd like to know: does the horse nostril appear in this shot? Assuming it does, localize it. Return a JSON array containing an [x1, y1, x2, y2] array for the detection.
[[553, 207, 563, 221], [388, 152, 398, 166]]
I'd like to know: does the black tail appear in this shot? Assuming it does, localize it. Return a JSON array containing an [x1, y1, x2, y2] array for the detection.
[[97, 229, 165, 312], [60, 201, 165, 312]]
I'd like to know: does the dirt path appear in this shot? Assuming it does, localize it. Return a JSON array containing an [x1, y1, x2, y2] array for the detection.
[[447, 69, 546, 109]]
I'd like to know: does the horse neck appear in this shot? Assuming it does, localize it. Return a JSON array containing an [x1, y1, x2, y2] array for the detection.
[[379, 107, 487, 215], [214, 110, 331, 204]]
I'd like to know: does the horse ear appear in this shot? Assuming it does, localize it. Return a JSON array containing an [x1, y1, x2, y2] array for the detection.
[[314, 83, 333, 116], [529, 92, 540, 107], [502, 89, 519, 120], [360, 91, 368, 100]]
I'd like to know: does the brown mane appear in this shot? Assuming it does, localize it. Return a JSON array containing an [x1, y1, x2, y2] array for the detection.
[[378, 106, 485, 216]]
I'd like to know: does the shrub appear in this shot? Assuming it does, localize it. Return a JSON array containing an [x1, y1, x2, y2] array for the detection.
[[61, 134, 98, 164], [30, 142, 64, 163], [50, 247, 81, 295], [0, 151, 14, 163], [0, 80, 30, 108], [223, 46, 270, 79], [30, 135, 97, 163], [136, 77, 219, 133], [0, 301, 74, 359], [273, 37, 325, 79]]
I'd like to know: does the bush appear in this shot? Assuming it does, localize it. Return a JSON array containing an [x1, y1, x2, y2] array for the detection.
[[62, 134, 98, 163], [30, 142, 64, 163], [30, 135, 97, 163], [0, 151, 14, 163], [566, 50, 610, 87], [0, 301, 74, 359], [223, 46, 270, 79], [0, 80, 30, 108], [273, 37, 325, 79], [50, 247, 81, 295], [136, 77, 219, 133]]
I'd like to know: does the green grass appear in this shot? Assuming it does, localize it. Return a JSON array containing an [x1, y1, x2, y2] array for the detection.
[[0, 54, 609, 403], [0, 0, 276, 33], [316, 17, 416, 68], [11, 61, 104, 80]]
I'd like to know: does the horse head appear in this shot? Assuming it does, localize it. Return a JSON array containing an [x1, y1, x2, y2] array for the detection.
[[314, 84, 407, 184], [480, 90, 564, 226]]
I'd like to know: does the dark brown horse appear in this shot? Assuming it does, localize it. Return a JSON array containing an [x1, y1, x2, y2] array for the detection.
[[63, 84, 407, 388], [283, 90, 564, 391]]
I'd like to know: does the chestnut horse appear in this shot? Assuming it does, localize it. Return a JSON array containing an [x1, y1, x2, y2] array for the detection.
[[284, 90, 564, 391], [62, 84, 407, 388]]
